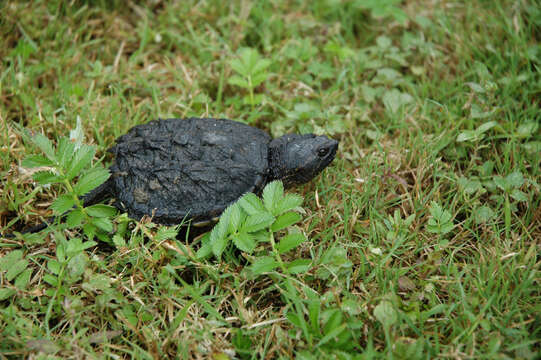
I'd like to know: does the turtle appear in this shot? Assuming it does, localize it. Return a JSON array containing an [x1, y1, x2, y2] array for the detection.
[[83, 117, 339, 225]]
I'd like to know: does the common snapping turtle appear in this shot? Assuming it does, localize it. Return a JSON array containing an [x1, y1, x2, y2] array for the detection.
[[84, 118, 338, 225]]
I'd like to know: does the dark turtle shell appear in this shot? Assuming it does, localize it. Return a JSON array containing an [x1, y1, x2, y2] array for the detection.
[[108, 118, 271, 225]]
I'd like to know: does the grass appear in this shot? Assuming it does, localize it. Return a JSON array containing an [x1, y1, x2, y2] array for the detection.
[[1, 0, 540, 358]]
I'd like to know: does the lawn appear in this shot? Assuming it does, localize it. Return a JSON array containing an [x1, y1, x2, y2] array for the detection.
[[0, 0, 540, 358]]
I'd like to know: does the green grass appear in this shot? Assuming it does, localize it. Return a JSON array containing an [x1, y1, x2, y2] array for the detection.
[[1, 0, 540, 358]]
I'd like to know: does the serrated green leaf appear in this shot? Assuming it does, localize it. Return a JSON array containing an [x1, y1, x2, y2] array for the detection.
[[382, 89, 412, 113], [57, 137, 76, 168], [516, 122, 538, 138], [243, 212, 275, 233], [374, 300, 397, 329], [510, 189, 528, 202], [82, 274, 112, 293], [238, 193, 265, 215], [322, 309, 343, 336], [66, 144, 96, 180], [242, 94, 265, 105], [251, 72, 269, 87], [0, 250, 23, 271], [458, 176, 484, 194], [91, 217, 113, 232], [318, 246, 349, 267], [474, 206, 495, 223], [404, 214, 416, 227], [230, 58, 248, 77], [427, 221, 453, 234], [271, 211, 302, 232], [240, 48, 259, 72], [21, 155, 54, 168], [252, 58, 271, 75], [426, 223, 438, 233], [277, 232, 306, 254], [67, 209, 84, 227], [227, 203, 243, 233], [470, 104, 494, 119], [251, 229, 270, 244], [112, 234, 127, 248], [479, 160, 495, 176], [493, 175, 509, 191], [477, 121, 498, 133], [32, 133, 56, 160], [440, 210, 453, 223], [440, 222, 454, 234], [228, 75, 250, 88], [376, 35, 392, 48], [43, 274, 58, 287], [56, 240, 66, 262], [361, 85, 377, 103], [6, 259, 28, 281], [318, 322, 347, 348], [211, 224, 229, 258], [33, 170, 61, 184], [457, 130, 478, 142], [429, 202, 443, 218], [263, 180, 284, 214], [249, 256, 279, 275], [286, 258, 311, 274], [467, 82, 485, 93], [74, 167, 110, 196], [393, 209, 401, 224], [274, 194, 303, 216], [67, 252, 87, 282], [48, 259, 61, 275], [378, 68, 403, 81], [0, 288, 16, 300], [213, 206, 232, 240], [66, 238, 97, 255], [155, 226, 179, 241], [232, 231, 256, 253], [286, 311, 302, 328], [95, 232, 111, 243], [390, 7, 408, 24], [426, 202, 454, 234], [85, 204, 117, 218], [506, 171, 524, 188], [51, 194, 76, 214], [196, 232, 213, 259]]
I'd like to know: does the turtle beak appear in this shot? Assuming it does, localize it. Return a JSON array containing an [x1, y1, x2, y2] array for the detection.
[[328, 139, 338, 166], [322, 137, 339, 160], [330, 139, 338, 157]]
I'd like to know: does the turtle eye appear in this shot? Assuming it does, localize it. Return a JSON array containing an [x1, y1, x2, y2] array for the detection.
[[318, 147, 329, 157]]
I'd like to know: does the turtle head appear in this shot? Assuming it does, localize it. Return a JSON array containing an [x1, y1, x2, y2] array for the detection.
[[269, 133, 338, 188]]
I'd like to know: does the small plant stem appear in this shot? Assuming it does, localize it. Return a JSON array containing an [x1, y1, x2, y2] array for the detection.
[[248, 76, 254, 109], [216, 65, 225, 106], [268, 232, 286, 274], [45, 262, 67, 336], [384, 326, 394, 360], [58, 170, 82, 209], [268, 232, 313, 346], [504, 194, 511, 239], [59, 171, 92, 224]]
